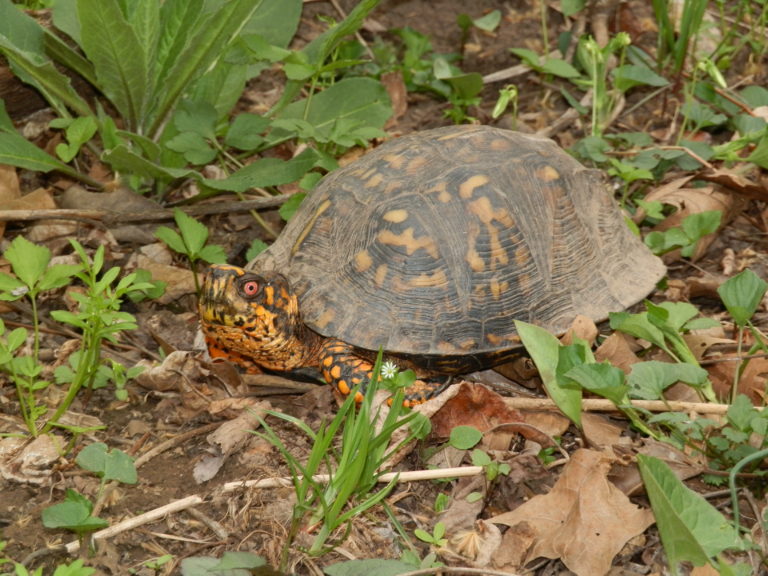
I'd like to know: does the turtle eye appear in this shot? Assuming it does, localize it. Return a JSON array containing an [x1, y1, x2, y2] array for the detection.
[[241, 280, 260, 297]]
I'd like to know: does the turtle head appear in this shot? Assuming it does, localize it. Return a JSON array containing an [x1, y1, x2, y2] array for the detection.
[[199, 264, 308, 371]]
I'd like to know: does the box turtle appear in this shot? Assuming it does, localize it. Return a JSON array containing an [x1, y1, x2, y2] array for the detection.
[[199, 125, 666, 404]]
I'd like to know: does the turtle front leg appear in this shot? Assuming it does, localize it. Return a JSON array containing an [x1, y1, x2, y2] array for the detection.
[[318, 339, 450, 406], [318, 339, 374, 402]]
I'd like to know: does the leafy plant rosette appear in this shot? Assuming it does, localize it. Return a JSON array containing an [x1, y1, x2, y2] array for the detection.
[[0, 0, 392, 195]]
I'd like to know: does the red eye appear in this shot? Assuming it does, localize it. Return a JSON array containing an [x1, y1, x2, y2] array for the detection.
[[241, 280, 259, 296]]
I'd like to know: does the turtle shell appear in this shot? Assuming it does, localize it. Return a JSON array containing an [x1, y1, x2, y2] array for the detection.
[[251, 125, 665, 367]]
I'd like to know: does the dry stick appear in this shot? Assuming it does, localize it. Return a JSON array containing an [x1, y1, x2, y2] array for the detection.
[[505, 396, 740, 416], [62, 465, 484, 555], [0, 194, 292, 224]]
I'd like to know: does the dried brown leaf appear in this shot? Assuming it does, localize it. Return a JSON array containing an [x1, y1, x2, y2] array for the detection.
[[490, 448, 653, 576], [431, 382, 526, 450]]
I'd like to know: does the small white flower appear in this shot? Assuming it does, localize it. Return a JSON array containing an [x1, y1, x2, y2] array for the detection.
[[381, 360, 398, 380]]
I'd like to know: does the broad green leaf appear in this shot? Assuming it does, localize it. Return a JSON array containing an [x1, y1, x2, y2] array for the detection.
[[610, 310, 667, 351], [76, 442, 137, 484], [77, 0, 148, 130], [637, 455, 745, 570], [628, 361, 709, 400], [101, 144, 200, 182], [204, 148, 323, 192], [565, 362, 628, 404], [0, 271, 26, 298], [613, 64, 669, 92], [324, 558, 416, 576], [244, 0, 302, 47], [540, 57, 581, 79], [225, 113, 271, 150], [246, 239, 269, 261], [42, 490, 108, 534], [472, 10, 501, 31], [4, 236, 51, 289], [0, 100, 12, 131], [148, 0, 264, 138], [449, 425, 483, 450], [155, 0, 203, 87], [718, 268, 767, 327], [515, 320, 582, 427], [0, 0, 95, 103], [0, 37, 92, 118], [197, 245, 228, 264], [39, 264, 81, 292], [275, 77, 391, 143], [154, 227, 187, 254], [212, 551, 266, 570], [164, 132, 217, 165], [648, 301, 700, 332], [173, 209, 209, 255], [279, 192, 306, 222]]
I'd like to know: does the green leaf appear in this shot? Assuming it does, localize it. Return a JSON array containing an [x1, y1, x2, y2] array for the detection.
[[225, 113, 271, 150], [154, 226, 187, 254], [212, 551, 267, 570], [41, 489, 109, 534], [76, 442, 138, 484], [246, 239, 269, 261], [449, 425, 482, 450], [628, 361, 709, 400], [610, 310, 668, 352], [244, 0, 302, 47], [540, 57, 581, 78], [39, 264, 81, 292], [197, 244, 228, 264], [324, 558, 418, 576], [515, 320, 582, 427], [565, 362, 628, 404], [0, 271, 26, 299], [717, 268, 768, 327], [746, 132, 768, 169], [77, 0, 148, 131], [637, 454, 746, 570], [0, 1, 92, 117], [279, 192, 306, 222], [472, 10, 501, 31], [148, 0, 265, 138], [204, 148, 323, 193], [612, 64, 669, 92], [4, 236, 51, 290], [0, 131, 75, 175], [275, 77, 391, 145], [164, 132, 217, 165], [53, 116, 99, 162], [173, 209, 209, 255]]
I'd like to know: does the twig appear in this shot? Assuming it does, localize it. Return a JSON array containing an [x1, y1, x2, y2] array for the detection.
[[61, 465, 484, 554], [0, 194, 293, 224], [505, 396, 741, 415]]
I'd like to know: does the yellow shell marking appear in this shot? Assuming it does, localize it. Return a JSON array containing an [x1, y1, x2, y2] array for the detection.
[[459, 174, 489, 199], [466, 246, 485, 272], [378, 228, 439, 258], [536, 165, 561, 182], [467, 196, 515, 269], [315, 308, 336, 329], [354, 249, 373, 272], [365, 172, 384, 188], [374, 264, 388, 287], [410, 269, 448, 287], [383, 209, 409, 223]]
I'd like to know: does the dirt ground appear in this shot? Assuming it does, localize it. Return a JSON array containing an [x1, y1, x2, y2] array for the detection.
[[1, 1, 768, 575]]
